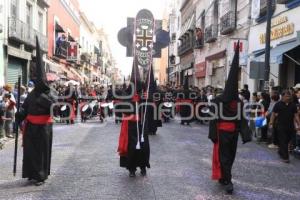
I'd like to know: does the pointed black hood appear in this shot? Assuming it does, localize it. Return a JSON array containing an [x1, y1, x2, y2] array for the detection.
[[221, 41, 240, 102], [122, 76, 126, 89], [35, 36, 50, 93], [183, 73, 189, 91], [145, 65, 156, 94], [128, 58, 142, 94]]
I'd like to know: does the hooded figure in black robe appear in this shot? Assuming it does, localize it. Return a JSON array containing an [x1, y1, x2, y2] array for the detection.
[[118, 59, 150, 177], [16, 37, 56, 185], [179, 74, 193, 125], [208, 42, 252, 194], [143, 65, 162, 135]]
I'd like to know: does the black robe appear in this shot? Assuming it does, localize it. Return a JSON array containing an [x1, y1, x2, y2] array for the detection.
[[208, 98, 252, 181], [179, 91, 193, 124], [119, 100, 150, 171], [18, 89, 55, 182], [143, 97, 162, 135]]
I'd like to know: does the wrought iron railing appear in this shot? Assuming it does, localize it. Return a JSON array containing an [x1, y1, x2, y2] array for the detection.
[[220, 11, 236, 35], [204, 24, 218, 43], [178, 35, 194, 56], [8, 17, 48, 51]]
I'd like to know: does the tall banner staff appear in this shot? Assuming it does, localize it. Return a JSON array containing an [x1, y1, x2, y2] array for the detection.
[[141, 18, 155, 143], [13, 76, 21, 176]]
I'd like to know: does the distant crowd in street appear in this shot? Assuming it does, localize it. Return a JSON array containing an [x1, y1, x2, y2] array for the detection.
[[1, 81, 300, 162]]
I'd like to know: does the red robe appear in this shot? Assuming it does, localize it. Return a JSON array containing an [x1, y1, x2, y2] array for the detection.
[[212, 122, 236, 180]]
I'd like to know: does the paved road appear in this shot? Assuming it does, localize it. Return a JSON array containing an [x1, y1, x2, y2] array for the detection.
[[0, 118, 300, 200]]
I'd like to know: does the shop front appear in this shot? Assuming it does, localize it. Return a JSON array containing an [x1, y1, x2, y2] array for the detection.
[[248, 8, 300, 91]]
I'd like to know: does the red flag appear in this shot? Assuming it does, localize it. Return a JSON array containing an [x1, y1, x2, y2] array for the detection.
[[212, 141, 222, 180], [118, 120, 129, 156]]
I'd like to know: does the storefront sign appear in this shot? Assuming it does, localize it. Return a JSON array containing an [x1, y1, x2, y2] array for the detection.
[[259, 16, 295, 44], [67, 42, 78, 62], [271, 16, 288, 28]]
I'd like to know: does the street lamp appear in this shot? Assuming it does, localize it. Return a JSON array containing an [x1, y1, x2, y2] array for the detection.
[[263, 0, 273, 91]]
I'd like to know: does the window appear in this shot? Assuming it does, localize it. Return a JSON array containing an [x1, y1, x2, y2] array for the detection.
[[38, 12, 43, 33], [11, 0, 18, 18], [81, 37, 85, 48], [213, 0, 219, 27], [26, 3, 32, 27]]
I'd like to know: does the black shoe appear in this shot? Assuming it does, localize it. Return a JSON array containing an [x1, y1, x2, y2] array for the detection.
[[129, 171, 136, 177], [141, 168, 147, 176], [34, 181, 45, 186], [225, 182, 234, 194], [218, 179, 228, 185]]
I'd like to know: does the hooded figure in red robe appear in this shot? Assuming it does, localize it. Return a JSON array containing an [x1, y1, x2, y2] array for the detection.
[[16, 37, 56, 186], [208, 42, 252, 194]]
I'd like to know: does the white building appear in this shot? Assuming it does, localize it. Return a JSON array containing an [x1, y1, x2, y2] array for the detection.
[[194, 0, 252, 89], [247, 0, 300, 92], [168, 0, 182, 86], [79, 11, 101, 83], [97, 28, 114, 85], [0, 0, 48, 86]]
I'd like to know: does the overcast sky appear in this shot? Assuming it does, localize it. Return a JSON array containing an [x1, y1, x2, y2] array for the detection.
[[78, 0, 172, 75]]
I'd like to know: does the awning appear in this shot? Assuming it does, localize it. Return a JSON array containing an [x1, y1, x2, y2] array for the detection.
[[46, 73, 59, 82], [60, 66, 79, 81], [44, 58, 62, 73], [59, 74, 67, 79], [254, 39, 300, 64], [179, 14, 195, 38], [68, 34, 76, 42], [55, 23, 65, 33], [80, 72, 89, 80], [69, 68, 84, 83], [92, 71, 100, 78]]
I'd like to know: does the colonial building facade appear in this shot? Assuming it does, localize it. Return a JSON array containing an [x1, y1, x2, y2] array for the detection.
[[248, 0, 300, 92], [194, 0, 251, 88], [0, 0, 49, 85]]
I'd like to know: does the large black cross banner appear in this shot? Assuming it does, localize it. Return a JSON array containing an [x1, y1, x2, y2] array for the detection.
[[118, 9, 170, 67]]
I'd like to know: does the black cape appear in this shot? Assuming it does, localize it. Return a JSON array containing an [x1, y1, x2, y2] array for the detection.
[[119, 98, 150, 170], [18, 89, 55, 181]]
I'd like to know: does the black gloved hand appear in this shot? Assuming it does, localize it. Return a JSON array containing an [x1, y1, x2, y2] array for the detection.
[[210, 139, 217, 144]]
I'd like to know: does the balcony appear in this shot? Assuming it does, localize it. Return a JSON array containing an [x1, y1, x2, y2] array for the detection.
[[220, 11, 236, 35], [171, 33, 176, 41], [169, 55, 176, 65], [37, 0, 50, 8], [194, 39, 204, 49], [178, 36, 194, 56], [8, 17, 48, 51], [204, 24, 218, 43], [276, 0, 290, 4], [259, 0, 276, 16], [80, 52, 91, 64]]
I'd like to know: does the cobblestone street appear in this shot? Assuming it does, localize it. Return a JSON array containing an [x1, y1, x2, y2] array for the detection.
[[1, 119, 300, 200]]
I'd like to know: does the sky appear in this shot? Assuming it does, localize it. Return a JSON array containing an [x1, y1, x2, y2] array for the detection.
[[78, 0, 172, 76]]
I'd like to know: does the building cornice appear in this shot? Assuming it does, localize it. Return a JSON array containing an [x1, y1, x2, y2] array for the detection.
[[59, 0, 80, 26]]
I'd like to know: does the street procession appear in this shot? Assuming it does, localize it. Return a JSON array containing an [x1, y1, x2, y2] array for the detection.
[[1, 0, 300, 199]]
